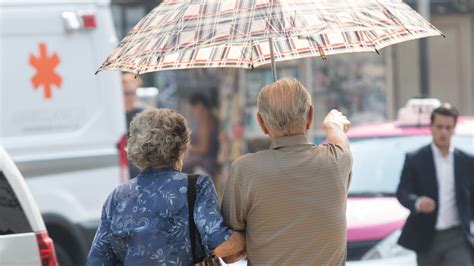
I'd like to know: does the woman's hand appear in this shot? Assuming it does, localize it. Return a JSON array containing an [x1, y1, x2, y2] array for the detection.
[[213, 231, 246, 258], [222, 250, 247, 264]]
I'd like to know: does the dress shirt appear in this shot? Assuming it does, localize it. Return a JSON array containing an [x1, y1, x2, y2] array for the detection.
[[431, 143, 460, 230]]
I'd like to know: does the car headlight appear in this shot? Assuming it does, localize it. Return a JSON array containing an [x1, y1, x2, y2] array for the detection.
[[362, 229, 415, 260]]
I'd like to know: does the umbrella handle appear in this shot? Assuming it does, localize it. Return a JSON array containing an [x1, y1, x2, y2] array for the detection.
[[269, 37, 277, 82]]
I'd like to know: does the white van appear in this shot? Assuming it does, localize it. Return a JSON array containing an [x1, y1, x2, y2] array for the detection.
[[0, 0, 127, 265]]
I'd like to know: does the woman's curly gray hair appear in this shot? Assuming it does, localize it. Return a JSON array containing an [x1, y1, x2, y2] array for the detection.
[[127, 108, 190, 170]]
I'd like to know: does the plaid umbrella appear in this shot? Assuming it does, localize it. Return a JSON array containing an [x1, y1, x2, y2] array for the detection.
[[97, 0, 442, 79]]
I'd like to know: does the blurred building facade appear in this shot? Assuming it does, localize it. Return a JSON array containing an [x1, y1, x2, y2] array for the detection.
[[392, 0, 474, 118]]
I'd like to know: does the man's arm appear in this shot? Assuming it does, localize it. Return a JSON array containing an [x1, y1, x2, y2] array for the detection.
[[221, 160, 247, 231], [220, 160, 248, 261], [325, 123, 349, 149], [466, 154, 474, 220], [396, 154, 421, 213], [321, 110, 352, 188], [323, 110, 350, 150]]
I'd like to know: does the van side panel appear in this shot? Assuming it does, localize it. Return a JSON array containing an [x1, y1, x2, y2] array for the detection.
[[0, 0, 126, 262]]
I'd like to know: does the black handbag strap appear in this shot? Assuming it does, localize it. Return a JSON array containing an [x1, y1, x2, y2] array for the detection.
[[187, 174, 199, 264]]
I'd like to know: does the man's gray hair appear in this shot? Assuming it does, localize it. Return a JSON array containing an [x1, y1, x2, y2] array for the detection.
[[257, 77, 312, 135], [127, 108, 190, 170]]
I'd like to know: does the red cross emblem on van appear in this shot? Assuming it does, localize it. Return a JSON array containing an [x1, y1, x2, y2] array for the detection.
[[29, 43, 62, 99]]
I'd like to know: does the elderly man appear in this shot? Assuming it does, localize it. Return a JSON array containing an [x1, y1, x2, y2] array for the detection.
[[222, 77, 352, 265]]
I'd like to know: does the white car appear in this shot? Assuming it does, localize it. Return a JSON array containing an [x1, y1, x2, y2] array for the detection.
[[0, 145, 59, 265], [347, 229, 416, 266]]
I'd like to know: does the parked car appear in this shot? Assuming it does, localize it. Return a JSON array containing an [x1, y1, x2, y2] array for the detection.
[[0, 145, 58, 266], [345, 99, 474, 263], [0, 0, 127, 265]]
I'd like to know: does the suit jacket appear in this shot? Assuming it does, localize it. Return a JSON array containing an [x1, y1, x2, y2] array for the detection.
[[396, 144, 474, 252]]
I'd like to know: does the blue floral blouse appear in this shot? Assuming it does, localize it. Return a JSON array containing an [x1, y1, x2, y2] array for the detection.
[[87, 167, 233, 266]]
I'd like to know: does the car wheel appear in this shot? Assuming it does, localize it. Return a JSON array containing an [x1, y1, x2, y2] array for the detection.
[[54, 243, 74, 266]]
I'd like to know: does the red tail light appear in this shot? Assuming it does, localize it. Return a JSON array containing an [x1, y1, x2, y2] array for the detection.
[[81, 14, 97, 29], [62, 12, 96, 31], [36, 232, 58, 266], [118, 134, 129, 183]]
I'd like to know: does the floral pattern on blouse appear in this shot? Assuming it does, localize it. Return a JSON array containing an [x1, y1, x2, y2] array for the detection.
[[87, 167, 232, 266]]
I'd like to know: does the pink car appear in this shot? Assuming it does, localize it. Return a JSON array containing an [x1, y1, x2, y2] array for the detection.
[[345, 116, 474, 261]]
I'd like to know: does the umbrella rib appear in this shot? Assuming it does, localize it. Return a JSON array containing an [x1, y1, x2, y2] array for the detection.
[[265, 2, 279, 38], [374, 0, 419, 48], [160, 4, 195, 57], [300, 35, 327, 61], [358, 30, 378, 53]]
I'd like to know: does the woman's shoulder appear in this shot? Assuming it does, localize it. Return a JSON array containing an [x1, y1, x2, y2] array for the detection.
[[115, 177, 139, 195], [101, 178, 138, 208]]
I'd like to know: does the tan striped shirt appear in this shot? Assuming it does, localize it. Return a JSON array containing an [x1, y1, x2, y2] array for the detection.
[[222, 134, 352, 265]]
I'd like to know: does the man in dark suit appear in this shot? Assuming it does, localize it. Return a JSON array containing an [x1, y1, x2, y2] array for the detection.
[[397, 104, 474, 265]]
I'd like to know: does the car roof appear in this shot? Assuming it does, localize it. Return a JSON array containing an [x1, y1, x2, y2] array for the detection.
[[348, 116, 474, 139]]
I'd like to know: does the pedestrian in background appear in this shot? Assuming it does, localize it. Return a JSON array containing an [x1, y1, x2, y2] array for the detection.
[[397, 104, 474, 266], [122, 73, 144, 178], [222, 77, 352, 265], [123, 73, 144, 128], [183, 94, 220, 178], [87, 108, 245, 265]]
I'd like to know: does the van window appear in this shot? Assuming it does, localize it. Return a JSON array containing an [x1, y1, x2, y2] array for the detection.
[[0, 172, 32, 235]]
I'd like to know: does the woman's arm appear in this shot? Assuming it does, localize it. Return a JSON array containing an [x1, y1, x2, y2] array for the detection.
[[87, 194, 120, 266], [194, 175, 246, 257]]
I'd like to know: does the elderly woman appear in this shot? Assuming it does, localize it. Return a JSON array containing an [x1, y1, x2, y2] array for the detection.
[[87, 108, 245, 265]]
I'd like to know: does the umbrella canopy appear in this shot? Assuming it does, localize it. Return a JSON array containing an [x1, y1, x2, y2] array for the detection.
[[98, 0, 442, 75]]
